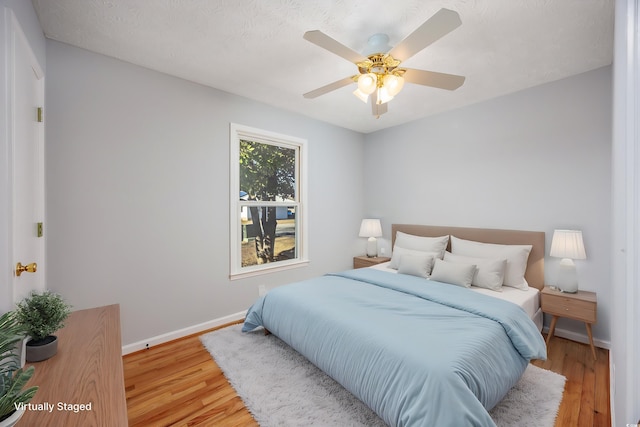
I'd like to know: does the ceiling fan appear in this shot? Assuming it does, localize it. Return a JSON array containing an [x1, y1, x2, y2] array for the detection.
[[303, 8, 465, 118]]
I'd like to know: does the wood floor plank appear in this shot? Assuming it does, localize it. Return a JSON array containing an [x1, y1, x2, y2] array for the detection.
[[125, 325, 610, 426], [578, 355, 596, 427], [593, 347, 611, 426], [127, 360, 217, 403], [533, 334, 610, 427], [556, 345, 583, 426]]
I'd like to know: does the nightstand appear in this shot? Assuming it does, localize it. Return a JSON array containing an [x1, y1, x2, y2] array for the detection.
[[541, 286, 597, 360], [353, 256, 391, 269]]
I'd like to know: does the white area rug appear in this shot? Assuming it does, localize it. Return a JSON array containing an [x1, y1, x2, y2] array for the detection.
[[201, 324, 565, 427]]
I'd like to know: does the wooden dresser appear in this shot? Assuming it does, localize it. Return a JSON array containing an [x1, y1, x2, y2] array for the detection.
[[21, 304, 128, 426]]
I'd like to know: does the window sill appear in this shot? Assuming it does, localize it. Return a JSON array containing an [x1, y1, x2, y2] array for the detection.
[[229, 259, 310, 280]]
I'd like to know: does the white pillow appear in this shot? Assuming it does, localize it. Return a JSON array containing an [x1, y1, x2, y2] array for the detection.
[[389, 247, 439, 269], [444, 252, 506, 292], [450, 236, 532, 290], [394, 232, 449, 259], [430, 259, 476, 288], [397, 253, 435, 278]]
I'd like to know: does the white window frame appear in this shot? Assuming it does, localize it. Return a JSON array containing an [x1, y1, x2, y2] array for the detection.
[[229, 123, 308, 279]]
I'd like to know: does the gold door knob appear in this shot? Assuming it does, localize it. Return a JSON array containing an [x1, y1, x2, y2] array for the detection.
[[16, 262, 37, 277]]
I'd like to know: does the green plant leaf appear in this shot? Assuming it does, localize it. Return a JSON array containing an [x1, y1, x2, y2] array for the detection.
[[0, 311, 38, 420]]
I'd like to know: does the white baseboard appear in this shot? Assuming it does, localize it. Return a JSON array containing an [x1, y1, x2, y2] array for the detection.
[[542, 325, 611, 350], [121, 310, 247, 355]]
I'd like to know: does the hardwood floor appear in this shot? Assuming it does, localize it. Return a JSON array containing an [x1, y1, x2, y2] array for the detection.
[[124, 321, 257, 427], [533, 334, 610, 427], [124, 324, 610, 426]]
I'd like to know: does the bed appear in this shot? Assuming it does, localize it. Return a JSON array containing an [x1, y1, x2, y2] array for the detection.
[[243, 224, 547, 427]]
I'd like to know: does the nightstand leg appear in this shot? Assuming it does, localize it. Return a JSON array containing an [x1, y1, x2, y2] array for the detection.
[[546, 315, 558, 348], [585, 323, 597, 360]]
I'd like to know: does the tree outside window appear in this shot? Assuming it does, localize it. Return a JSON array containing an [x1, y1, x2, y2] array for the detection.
[[240, 139, 296, 266]]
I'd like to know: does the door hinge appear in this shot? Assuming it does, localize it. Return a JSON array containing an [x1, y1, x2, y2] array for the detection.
[[37, 222, 43, 238], [37, 107, 43, 123]]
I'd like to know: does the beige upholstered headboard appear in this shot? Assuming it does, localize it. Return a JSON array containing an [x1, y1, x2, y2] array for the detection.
[[391, 224, 546, 291]]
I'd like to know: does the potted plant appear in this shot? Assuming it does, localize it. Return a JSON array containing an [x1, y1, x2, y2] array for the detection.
[[16, 291, 71, 362], [0, 311, 38, 426]]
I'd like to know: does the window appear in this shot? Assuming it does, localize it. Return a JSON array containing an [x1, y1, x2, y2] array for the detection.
[[229, 124, 308, 279]]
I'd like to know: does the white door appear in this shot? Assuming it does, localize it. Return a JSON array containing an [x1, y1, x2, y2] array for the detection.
[[10, 13, 45, 303]]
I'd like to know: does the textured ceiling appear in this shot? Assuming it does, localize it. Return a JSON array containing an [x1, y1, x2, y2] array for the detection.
[[32, 0, 614, 134]]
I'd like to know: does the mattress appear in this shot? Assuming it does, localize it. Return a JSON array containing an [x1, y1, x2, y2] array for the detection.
[[369, 261, 543, 329]]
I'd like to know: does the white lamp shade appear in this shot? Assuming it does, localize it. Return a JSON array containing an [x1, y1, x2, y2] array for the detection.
[[357, 73, 377, 95], [383, 74, 405, 96], [352, 88, 369, 103], [376, 86, 394, 104], [359, 219, 382, 238], [550, 229, 586, 260]]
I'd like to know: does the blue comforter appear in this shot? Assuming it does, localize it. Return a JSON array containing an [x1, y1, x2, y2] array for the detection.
[[243, 268, 546, 427]]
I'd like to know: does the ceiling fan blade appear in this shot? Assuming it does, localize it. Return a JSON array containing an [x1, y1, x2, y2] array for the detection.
[[371, 92, 388, 117], [303, 76, 354, 99], [303, 30, 368, 64], [403, 68, 465, 91], [388, 8, 462, 62]]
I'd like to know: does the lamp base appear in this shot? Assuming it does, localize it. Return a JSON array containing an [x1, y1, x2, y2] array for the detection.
[[366, 237, 378, 257], [556, 258, 579, 293]]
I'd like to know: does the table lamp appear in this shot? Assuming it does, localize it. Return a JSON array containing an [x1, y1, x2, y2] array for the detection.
[[359, 219, 382, 257], [549, 229, 586, 293]]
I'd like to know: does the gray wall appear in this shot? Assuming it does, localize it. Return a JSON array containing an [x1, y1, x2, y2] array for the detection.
[[45, 40, 365, 345], [364, 66, 612, 343]]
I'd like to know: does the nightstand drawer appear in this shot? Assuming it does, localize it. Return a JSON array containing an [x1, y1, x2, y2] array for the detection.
[[541, 292, 597, 323], [353, 256, 391, 269]]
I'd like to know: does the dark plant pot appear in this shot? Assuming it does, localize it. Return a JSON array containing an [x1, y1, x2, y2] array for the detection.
[[25, 335, 58, 362]]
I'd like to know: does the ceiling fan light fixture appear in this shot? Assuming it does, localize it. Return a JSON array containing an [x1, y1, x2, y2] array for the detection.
[[353, 88, 369, 103], [357, 73, 377, 95], [383, 74, 405, 97], [302, 8, 465, 118]]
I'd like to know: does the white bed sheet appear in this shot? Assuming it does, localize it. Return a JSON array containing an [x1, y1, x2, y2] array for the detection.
[[368, 261, 542, 330]]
